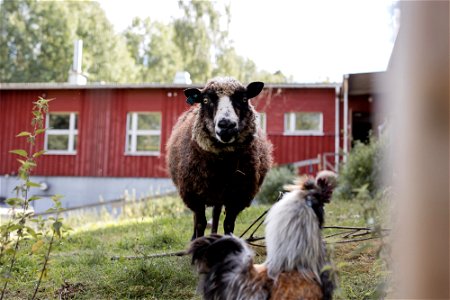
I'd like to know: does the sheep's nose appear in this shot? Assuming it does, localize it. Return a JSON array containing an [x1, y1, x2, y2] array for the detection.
[[218, 119, 237, 130]]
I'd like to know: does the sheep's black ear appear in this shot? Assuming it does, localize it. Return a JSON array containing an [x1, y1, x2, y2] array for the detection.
[[184, 88, 202, 105], [246, 82, 264, 99]]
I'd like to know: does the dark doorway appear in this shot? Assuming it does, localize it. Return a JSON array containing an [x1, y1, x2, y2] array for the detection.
[[352, 112, 372, 145]]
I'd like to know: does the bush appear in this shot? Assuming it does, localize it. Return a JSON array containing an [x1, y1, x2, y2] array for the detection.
[[256, 165, 297, 204], [334, 137, 384, 201]]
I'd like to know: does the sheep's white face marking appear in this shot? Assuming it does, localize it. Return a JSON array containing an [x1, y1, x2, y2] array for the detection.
[[214, 95, 239, 144]]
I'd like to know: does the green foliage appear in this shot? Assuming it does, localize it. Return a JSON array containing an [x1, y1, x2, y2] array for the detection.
[[0, 1, 137, 83], [213, 47, 258, 83], [334, 137, 384, 201], [0, 0, 71, 82], [331, 134, 391, 298], [124, 18, 183, 83], [0, 97, 67, 300], [256, 166, 297, 204], [71, 2, 137, 83], [173, 0, 222, 83], [1, 0, 292, 84]]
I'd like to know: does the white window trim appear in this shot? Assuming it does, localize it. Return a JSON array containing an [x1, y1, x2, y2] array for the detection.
[[283, 112, 324, 136], [125, 112, 161, 156], [44, 112, 78, 155]]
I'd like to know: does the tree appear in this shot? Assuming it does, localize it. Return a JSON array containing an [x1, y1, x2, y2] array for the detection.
[[253, 70, 293, 84], [69, 1, 138, 83], [0, 0, 138, 83], [0, 0, 72, 82], [213, 47, 257, 83], [173, 0, 229, 83], [124, 18, 183, 83], [0, 0, 292, 84], [171, 0, 290, 84]]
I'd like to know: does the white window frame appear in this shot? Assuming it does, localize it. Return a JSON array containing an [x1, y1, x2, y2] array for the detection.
[[125, 112, 161, 156], [284, 112, 323, 136], [256, 112, 267, 133], [44, 112, 78, 155]]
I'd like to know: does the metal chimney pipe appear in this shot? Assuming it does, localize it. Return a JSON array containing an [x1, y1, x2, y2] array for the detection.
[[68, 39, 87, 84], [73, 40, 83, 73]]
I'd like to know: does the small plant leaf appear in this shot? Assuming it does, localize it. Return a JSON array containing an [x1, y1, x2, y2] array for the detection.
[[33, 150, 46, 158], [9, 149, 28, 157], [35, 128, 47, 135], [26, 181, 42, 188], [29, 196, 42, 202], [5, 197, 23, 206], [8, 224, 22, 232], [31, 239, 44, 254], [51, 194, 64, 202], [53, 221, 63, 237], [16, 131, 31, 137], [32, 110, 41, 117], [24, 212, 34, 218], [26, 226, 38, 239], [41, 268, 48, 280]]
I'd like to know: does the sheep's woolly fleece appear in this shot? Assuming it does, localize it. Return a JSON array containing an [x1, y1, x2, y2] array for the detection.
[[202, 77, 245, 96]]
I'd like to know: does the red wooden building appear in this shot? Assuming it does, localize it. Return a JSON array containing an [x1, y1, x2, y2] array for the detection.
[[0, 82, 347, 212]]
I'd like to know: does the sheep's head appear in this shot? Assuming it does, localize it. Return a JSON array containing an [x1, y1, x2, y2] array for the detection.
[[185, 77, 264, 145]]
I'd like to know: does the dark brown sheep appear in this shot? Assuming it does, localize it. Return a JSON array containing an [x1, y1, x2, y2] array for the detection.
[[166, 77, 272, 240]]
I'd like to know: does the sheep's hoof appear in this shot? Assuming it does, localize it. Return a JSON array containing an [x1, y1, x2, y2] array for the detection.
[[206, 218, 213, 229]]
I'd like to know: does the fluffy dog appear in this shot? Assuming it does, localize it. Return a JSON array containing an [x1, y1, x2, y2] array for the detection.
[[188, 171, 337, 300]]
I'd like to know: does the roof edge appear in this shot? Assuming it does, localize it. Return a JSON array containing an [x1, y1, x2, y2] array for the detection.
[[0, 82, 340, 90]]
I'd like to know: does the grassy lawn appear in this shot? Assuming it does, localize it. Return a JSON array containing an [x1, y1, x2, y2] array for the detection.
[[4, 196, 386, 299]]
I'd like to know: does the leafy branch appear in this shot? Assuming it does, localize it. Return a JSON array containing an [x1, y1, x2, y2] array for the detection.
[[0, 97, 66, 300]]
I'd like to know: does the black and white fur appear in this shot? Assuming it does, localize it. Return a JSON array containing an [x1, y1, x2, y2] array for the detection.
[[189, 171, 337, 300], [189, 234, 270, 300]]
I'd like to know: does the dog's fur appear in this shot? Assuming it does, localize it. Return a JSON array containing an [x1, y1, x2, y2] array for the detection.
[[188, 171, 337, 300]]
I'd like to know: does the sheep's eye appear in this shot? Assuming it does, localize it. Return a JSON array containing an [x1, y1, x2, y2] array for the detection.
[[203, 97, 209, 104], [242, 97, 248, 103]]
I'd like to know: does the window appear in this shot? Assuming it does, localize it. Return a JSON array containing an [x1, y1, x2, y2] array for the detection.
[[256, 112, 267, 133], [126, 112, 161, 155], [284, 112, 323, 135], [45, 112, 78, 154]]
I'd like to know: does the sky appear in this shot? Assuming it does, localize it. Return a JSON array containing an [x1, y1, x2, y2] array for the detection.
[[97, 0, 398, 83]]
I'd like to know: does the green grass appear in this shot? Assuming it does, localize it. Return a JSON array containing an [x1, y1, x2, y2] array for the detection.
[[3, 196, 386, 299]]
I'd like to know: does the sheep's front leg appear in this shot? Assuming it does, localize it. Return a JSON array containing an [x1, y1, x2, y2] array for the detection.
[[211, 204, 222, 234], [223, 207, 241, 235], [191, 208, 207, 240]]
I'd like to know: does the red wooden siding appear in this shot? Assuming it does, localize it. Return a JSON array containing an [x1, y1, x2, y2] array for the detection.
[[270, 135, 335, 165], [253, 88, 336, 135], [0, 90, 38, 176], [253, 88, 337, 170], [0, 86, 337, 178]]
